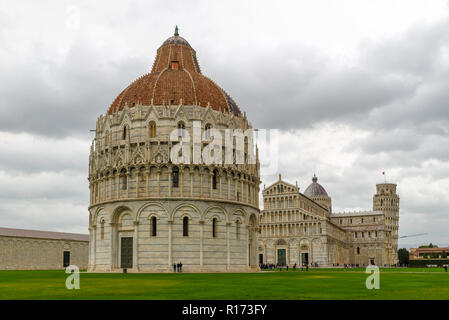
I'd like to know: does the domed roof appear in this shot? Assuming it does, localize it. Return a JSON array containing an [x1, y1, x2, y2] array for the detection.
[[108, 28, 241, 116], [304, 175, 329, 198]]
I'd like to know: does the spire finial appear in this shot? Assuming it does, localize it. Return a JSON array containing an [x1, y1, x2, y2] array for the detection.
[[312, 174, 318, 183], [174, 25, 179, 36]]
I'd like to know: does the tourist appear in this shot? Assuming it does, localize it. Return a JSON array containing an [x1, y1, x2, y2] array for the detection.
[[444, 265, 447, 272], [173, 263, 176, 272]]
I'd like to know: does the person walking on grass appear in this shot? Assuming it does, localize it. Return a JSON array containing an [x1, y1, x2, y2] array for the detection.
[[445, 265, 448, 272]]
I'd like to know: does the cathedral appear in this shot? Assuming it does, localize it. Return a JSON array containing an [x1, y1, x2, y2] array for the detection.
[[258, 174, 399, 267], [87, 28, 260, 272]]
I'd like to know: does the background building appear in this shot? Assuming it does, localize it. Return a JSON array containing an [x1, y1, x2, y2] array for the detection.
[[88, 29, 260, 272], [258, 174, 399, 267], [0, 227, 88, 270]]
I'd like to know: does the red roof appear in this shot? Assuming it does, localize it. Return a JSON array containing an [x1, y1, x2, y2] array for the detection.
[[108, 32, 241, 116]]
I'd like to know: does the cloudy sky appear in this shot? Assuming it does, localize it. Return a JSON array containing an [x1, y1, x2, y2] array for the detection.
[[1, 0, 448, 248]]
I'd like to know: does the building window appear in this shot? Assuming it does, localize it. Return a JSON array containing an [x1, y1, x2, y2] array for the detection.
[[151, 216, 157, 236], [183, 217, 189, 236], [205, 123, 211, 140], [212, 218, 217, 238], [149, 122, 156, 138], [122, 125, 128, 140], [354, 232, 357, 238], [121, 169, 127, 190], [236, 220, 240, 240], [212, 170, 218, 190], [177, 121, 185, 137], [172, 167, 179, 188], [357, 247, 360, 255], [171, 60, 179, 70], [339, 219, 342, 225], [362, 232, 364, 238], [237, 192, 240, 201], [361, 218, 364, 223], [350, 218, 352, 224], [100, 220, 105, 240]]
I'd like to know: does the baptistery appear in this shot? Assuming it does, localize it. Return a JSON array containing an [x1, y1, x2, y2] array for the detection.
[[87, 28, 260, 272]]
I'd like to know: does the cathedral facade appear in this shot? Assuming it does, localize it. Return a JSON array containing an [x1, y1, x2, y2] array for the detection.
[[87, 30, 260, 272], [258, 175, 399, 267]]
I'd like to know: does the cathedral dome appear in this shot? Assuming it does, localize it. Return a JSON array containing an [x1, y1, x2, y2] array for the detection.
[[304, 175, 329, 198], [108, 28, 241, 116]]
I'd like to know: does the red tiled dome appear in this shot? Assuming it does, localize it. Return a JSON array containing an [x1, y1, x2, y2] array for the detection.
[[108, 30, 241, 115]]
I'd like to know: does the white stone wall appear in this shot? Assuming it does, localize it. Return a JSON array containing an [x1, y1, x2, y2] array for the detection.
[[89, 200, 259, 272]]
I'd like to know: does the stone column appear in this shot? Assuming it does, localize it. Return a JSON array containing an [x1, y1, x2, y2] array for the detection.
[[226, 222, 231, 269], [145, 169, 150, 197], [91, 226, 97, 270], [180, 167, 184, 197], [116, 174, 119, 199], [168, 220, 173, 267], [219, 175, 222, 199], [133, 221, 139, 271], [126, 172, 130, 198], [190, 170, 193, 197], [168, 167, 172, 197], [199, 220, 204, 267], [209, 173, 213, 198], [157, 168, 161, 197], [246, 225, 250, 266], [109, 222, 116, 271], [200, 172, 203, 198], [136, 172, 140, 198]]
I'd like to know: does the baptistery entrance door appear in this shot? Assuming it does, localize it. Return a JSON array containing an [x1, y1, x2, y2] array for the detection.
[[120, 237, 133, 268]]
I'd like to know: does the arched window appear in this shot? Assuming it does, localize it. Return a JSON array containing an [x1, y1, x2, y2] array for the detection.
[[122, 125, 128, 140], [236, 220, 240, 240], [205, 123, 211, 139], [183, 217, 189, 236], [151, 216, 157, 236], [149, 122, 156, 138], [100, 220, 105, 240], [212, 170, 218, 190], [121, 169, 127, 190], [177, 121, 185, 137], [172, 167, 179, 188], [212, 218, 217, 238]]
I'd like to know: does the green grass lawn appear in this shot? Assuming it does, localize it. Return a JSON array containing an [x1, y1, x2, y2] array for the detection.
[[0, 268, 448, 300]]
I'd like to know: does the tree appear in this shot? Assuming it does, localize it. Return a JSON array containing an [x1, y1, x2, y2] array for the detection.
[[398, 248, 409, 266], [419, 243, 438, 248]]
